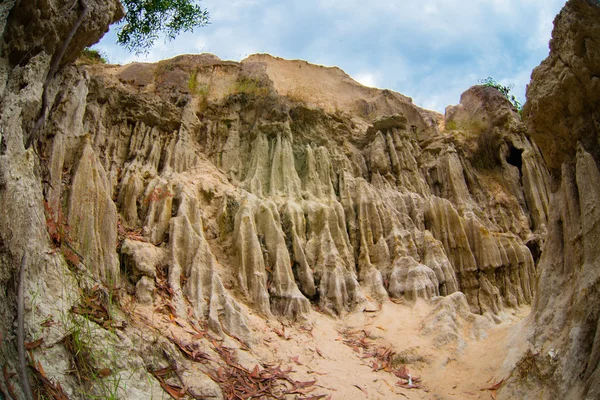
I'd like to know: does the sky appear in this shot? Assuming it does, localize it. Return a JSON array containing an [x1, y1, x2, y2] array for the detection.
[[94, 0, 567, 113]]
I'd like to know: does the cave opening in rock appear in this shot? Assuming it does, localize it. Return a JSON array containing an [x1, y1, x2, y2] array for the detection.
[[506, 144, 523, 173], [526, 238, 542, 266]]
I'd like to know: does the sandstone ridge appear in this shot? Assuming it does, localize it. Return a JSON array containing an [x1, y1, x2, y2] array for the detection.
[[0, 0, 567, 398]]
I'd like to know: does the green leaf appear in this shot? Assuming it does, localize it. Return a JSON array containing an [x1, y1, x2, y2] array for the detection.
[[478, 76, 522, 112], [117, 0, 210, 55]]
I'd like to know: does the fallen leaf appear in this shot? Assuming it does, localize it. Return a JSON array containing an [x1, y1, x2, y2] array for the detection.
[[28, 361, 70, 400], [353, 384, 368, 396], [480, 379, 504, 391], [160, 381, 185, 399], [40, 318, 56, 327], [364, 304, 383, 313], [25, 338, 44, 350], [291, 355, 303, 365], [383, 379, 395, 391], [97, 368, 112, 377], [396, 382, 422, 390], [152, 366, 176, 377], [315, 347, 324, 358], [36, 361, 48, 379], [2, 364, 17, 400], [307, 370, 328, 376], [295, 380, 316, 388]]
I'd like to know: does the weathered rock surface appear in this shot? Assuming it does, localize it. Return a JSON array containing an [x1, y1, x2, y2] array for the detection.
[[421, 292, 491, 350], [524, 0, 600, 175], [84, 55, 547, 317], [499, 1, 600, 399], [0, 0, 557, 398]]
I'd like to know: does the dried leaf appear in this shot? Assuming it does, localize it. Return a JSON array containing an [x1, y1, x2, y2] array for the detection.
[[29, 361, 70, 400], [307, 370, 328, 376], [383, 379, 395, 391], [315, 348, 324, 358], [2, 364, 15, 380], [97, 368, 112, 378], [291, 355, 303, 365], [364, 303, 382, 313], [36, 361, 48, 379], [295, 380, 316, 388], [480, 379, 504, 391], [396, 382, 422, 390], [273, 328, 286, 338], [25, 338, 44, 350], [40, 318, 56, 328], [2, 364, 17, 400], [353, 384, 368, 396], [152, 366, 175, 377], [160, 381, 185, 399]]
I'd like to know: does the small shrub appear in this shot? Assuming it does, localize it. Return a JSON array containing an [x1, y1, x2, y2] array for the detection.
[[187, 70, 211, 110], [79, 48, 107, 64], [230, 77, 270, 97], [154, 62, 175, 84], [64, 328, 97, 387], [479, 77, 522, 112]]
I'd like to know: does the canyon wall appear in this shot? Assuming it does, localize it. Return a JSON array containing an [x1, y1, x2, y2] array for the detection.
[[2, 0, 591, 398], [499, 1, 600, 399]]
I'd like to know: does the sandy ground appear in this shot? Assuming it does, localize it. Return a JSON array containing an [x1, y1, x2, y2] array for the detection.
[[236, 301, 529, 400], [131, 296, 528, 400]]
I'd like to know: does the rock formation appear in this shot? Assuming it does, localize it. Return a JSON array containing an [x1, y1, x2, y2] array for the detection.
[[57, 53, 547, 321], [0, 0, 579, 398], [499, 1, 600, 399]]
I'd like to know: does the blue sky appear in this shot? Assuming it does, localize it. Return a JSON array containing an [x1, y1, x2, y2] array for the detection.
[[95, 0, 566, 113]]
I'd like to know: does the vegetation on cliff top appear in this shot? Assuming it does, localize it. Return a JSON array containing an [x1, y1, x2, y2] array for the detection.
[[479, 76, 523, 113]]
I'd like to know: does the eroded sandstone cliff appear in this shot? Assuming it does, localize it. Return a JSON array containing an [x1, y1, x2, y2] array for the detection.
[[0, 0, 568, 398], [72, 53, 548, 320], [499, 1, 600, 399]]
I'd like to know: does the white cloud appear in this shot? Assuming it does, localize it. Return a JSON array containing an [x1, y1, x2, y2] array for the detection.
[[95, 0, 567, 112], [355, 73, 380, 88]]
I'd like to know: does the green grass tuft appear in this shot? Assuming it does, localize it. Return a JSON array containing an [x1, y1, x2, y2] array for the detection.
[[79, 48, 107, 64]]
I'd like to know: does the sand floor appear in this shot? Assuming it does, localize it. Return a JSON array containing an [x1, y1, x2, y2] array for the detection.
[[132, 296, 528, 400], [238, 300, 528, 399]]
